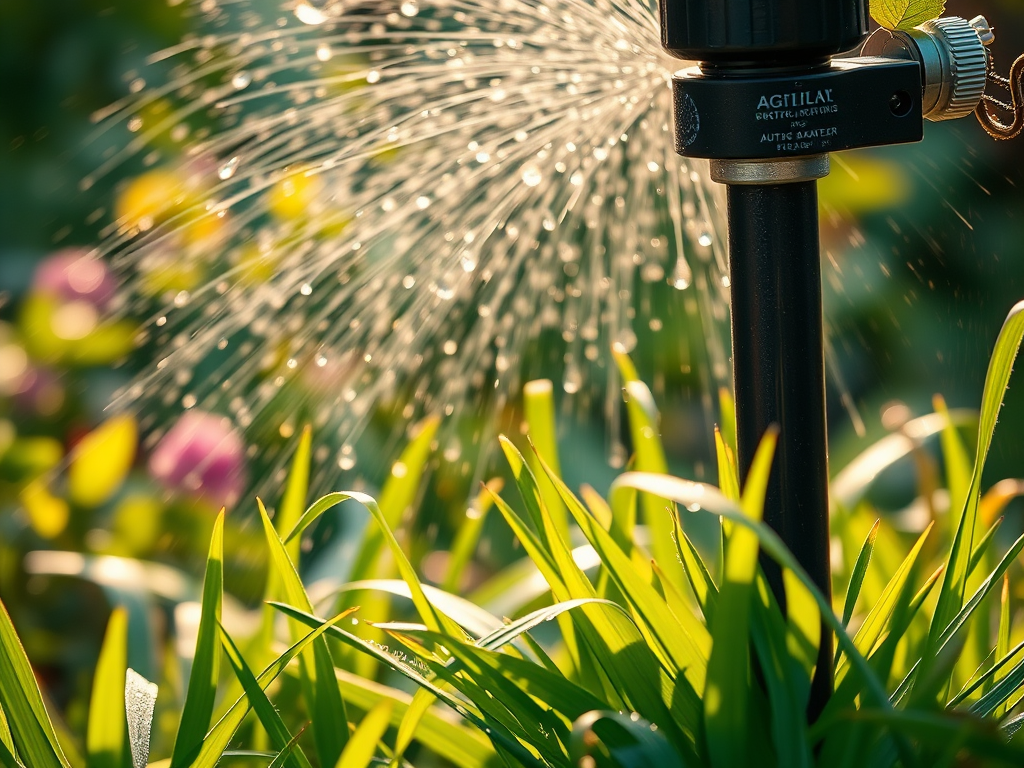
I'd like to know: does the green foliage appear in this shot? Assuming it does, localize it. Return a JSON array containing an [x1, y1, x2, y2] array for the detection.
[[3, 302, 1024, 768], [870, 0, 946, 31]]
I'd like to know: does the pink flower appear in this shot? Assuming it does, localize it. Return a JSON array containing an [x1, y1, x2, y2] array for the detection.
[[32, 249, 117, 311], [149, 411, 248, 509]]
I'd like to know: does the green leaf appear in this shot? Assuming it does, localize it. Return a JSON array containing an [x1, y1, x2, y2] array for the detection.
[[169, 511, 223, 768], [608, 473, 892, 712], [220, 628, 313, 768], [189, 610, 354, 768], [533, 449, 710, 691], [0, 736, 26, 768], [618, 374, 684, 590], [704, 426, 776, 768], [257, 499, 349, 767], [0, 596, 71, 768], [835, 522, 934, 684], [332, 669, 498, 768], [870, 0, 945, 30], [841, 519, 879, 630], [280, 426, 313, 564], [929, 302, 1024, 679], [348, 416, 440, 582], [87, 608, 128, 768], [935, 395, 972, 543], [441, 480, 502, 593], [491, 443, 701, 756], [335, 700, 393, 768], [995, 575, 1012, 717], [569, 710, 683, 768], [523, 379, 569, 543], [268, 726, 309, 768]]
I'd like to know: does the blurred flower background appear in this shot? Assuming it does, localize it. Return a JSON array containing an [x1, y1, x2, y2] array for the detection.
[[2, 0, 1024, 750]]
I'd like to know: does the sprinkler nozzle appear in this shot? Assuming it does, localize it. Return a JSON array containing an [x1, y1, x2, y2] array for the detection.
[[862, 16, 991, 122]]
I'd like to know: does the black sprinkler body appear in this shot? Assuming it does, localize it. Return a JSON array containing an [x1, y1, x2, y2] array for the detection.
[[658, 0, 1010, 721]]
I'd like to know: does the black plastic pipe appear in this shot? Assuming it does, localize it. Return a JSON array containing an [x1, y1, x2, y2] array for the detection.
[[727, 180, 833, 718]]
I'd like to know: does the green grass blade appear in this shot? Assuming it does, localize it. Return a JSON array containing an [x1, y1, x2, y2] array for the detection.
[[569, 710, 683, 768], [534, 449, 710, 688], [673, 517, 718, 624], [835, 522, 934, 683], [268, 603, 537, 765], [280, 426, 313, 563], [713, 427, 740, 503], [268, 725, 309, 768], [335, 700, 393, 768], [967, 517, 1004, 579], [523, 379, 569, 543], [169, 511, 224, 768], [441, 480, 502, 593], [332, 670, 498, 768], [618, 374, 684, 590], [389, 689, 430, 768], [948, 638, 1024, 709], [257, 500, 349, 767], [0, 596, 70, 768], [703, 426, 776, 768], [188, 610, 353, 768], [0, 735, 26, 768], [841, 519, 880, 630], [995, 575, 1011, 716], [483, 485, 700, 757], [283, 492, 350, 546], [718, 388, 737, 457], [934, 394, 972, 539], [220, 628, 314, 768], [348, 416, 440, 582], [608, 472, 892, 712], [929, 302, 1024, 666], [87, 607, 128, 768]]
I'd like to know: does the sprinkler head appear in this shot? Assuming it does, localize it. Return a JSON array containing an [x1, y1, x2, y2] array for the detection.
[[862, 16, 992, 122]]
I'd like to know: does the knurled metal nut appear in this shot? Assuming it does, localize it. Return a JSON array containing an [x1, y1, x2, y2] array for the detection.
[[919, 16, 988, 121]]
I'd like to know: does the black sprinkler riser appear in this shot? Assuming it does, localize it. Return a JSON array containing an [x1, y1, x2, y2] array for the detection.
[[672, 58, 924, 159], [660, 0, 869, 64]]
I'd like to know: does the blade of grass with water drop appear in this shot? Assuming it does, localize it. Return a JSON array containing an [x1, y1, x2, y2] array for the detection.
[[332, 669, 498, 768], [569, 710, 683, 768], [928, 302, 1024, 681], [842, 519, 879, 631], [258, 499, 348, 767], [269, 603, 537, 766], [703, 426, 776, 768], [187, 610, 353, 768], [124, 669, 157, 768], [523, 379, 569, 543], [87, 607, 128, 768], [0, 597, 70, 768], [169, 511, 223, 768], [335, 700, 393, 768], [220, 628, 313, 768]]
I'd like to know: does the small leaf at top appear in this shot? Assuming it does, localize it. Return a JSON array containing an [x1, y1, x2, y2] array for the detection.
[[870, 0, 945, 31]]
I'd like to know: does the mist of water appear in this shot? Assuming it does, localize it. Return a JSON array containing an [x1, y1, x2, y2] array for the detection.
[[90, 0, 732, 493]]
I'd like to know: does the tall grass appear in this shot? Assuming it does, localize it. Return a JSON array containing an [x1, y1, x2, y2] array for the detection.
[[3, 302, 1024, 767]]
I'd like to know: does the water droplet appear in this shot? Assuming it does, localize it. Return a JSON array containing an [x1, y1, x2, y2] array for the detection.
[[415, 195, 431, 209], [521, 163, 542, 187], [218, 156, 240, 180], [672, 258, 692, 290], [231, 71, 252, 89], [698, 232, 713, 247], [400, 0, 418, 16], [366, 70, 381, 84], [316, 44, 332, 61], [294, 0, 342, 25]]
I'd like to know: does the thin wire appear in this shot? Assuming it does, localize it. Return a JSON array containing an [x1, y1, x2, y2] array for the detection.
[[976, 48, 1024, 140]]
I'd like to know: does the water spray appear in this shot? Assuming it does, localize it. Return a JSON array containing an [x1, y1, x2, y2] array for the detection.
[[660, 0, 1023, 716]]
